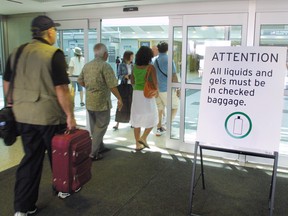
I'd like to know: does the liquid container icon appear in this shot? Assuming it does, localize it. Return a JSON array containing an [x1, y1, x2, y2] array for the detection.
[[233, 116, 243, 135]]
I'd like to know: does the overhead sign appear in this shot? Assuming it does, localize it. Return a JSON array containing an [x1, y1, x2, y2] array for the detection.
[[196, 46, 287, 154]]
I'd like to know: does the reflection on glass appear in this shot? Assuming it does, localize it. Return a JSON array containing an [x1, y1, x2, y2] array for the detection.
[[260, 24, 288, 46], [173, 27, 182, 83], [56, 29, 86, 126], [281, 96, 288, 154], [170, 87, 181, 140], [101, 17, 169, 73], [259, 24, 288, 91], [186, 25, 242, 84], [184, 89, 201, 143], [88, 29, 97, 61]]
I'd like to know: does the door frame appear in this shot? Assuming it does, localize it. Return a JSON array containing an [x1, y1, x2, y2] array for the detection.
[[166, 13, 249, 154]]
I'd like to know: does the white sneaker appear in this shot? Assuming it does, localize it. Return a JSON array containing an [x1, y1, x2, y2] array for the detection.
[[57, 192, 71, 199], [27, 206, 37, 215], [156, 127, 166, 136], [14, 212, 27, 216]]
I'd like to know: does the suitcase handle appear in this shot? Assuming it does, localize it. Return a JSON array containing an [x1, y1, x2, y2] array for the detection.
[[64, 128, 78, 135]]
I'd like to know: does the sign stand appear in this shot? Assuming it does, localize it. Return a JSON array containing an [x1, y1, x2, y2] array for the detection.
[[188, 141, 279, 216]]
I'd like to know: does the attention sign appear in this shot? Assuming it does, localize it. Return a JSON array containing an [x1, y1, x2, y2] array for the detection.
[[196, 46, 287, 154]]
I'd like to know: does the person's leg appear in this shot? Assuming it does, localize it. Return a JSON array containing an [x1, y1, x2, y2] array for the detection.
[[171, 108, 178, 121], [89, 110, 110, 157], [171, 90, 180, 122], [113, 122, 119, 130], [140, 127, 153, 143], [14, 123, 46, 213], [156, 96, 164, 129], [77, 83, 85, 106], [43, 124, 67, 168], [134, 127, 143, 149]]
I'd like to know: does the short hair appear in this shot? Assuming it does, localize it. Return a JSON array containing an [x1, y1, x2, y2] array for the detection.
[[122, 51, 134, 63], [32, 29, 47, 38], [135, 46, 154, 66], [94, 43, 108, 58], [157, 41, 168, 53]]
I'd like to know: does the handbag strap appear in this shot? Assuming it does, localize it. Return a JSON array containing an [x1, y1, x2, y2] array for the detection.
[[155, 59, 167, 77], [145, 65, 153, 82], [6, 43, 28, 105]]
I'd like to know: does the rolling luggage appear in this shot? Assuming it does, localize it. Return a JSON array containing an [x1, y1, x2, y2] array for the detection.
[[52, 129, 92, 198]]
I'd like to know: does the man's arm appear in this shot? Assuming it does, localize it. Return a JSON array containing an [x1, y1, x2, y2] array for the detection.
[[77, 67, 85, 87], [78, 77, 85, 87], [51, 50, 76, 130], [55, 84, 76, 130], [110, 87, 123, 111]]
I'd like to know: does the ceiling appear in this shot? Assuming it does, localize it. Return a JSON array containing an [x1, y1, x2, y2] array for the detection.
[[0, 0, 214, 15]]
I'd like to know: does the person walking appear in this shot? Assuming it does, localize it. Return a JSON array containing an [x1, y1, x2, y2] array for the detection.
[[154, 41, 179, 136], [78, 43, 123, 161], [130, 46, 158, 151], [3, 15, 76, 216], [113, 50, 134, 130], [68, 47, 85, 107]]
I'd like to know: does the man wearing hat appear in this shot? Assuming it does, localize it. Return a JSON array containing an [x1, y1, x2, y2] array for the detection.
[[3, 15, 76, 216], [68, 46, 85, 107]]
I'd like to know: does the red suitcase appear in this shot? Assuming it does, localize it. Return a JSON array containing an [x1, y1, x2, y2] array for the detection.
[[52, 129, 92, 197]]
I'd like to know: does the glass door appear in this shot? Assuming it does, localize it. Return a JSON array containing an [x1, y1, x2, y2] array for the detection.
[[55, 20, 93, 127], [166, 14, 248, 152], [254, 12, 288, 166]]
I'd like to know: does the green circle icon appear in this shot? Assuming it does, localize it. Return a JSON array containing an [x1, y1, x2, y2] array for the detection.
[[225, 112, 252, 139]]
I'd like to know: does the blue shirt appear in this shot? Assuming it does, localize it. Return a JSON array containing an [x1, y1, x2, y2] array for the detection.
[[153, 53, 176, 92]]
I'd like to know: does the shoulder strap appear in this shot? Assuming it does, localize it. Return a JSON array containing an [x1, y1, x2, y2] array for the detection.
[[6, 43, 28, 104], [156, 59, 167, 77]]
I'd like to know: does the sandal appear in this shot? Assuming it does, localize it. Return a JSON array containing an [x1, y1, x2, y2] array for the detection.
[[138, 138, 150, 149], [135, 146, 145, 151]]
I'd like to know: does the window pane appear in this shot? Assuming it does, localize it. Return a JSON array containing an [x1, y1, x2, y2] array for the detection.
[[57, 29, 86, 126], [102, 17, 169, 74], [260, 24, 288, 46], [184, 89, 200, 143], [173, 27, 182, 83], [170, 87, 181, 140], [260, 24, 288, 155], [186, 25, 242, 84], [88, 29, 97, 61]]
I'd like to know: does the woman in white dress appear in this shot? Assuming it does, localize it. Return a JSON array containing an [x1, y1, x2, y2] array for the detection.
[[130, 46, 158, 151]]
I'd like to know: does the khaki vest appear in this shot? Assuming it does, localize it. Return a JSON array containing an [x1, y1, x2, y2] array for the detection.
[[12, 39, 66, 125]]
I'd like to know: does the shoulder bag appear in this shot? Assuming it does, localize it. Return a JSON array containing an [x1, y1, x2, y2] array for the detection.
[[0, 43, 27, 146], [143, 65, 157, 98]]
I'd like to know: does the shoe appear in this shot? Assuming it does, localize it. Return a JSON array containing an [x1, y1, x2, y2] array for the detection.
[[138, 138, 150, 149], [156, 127, 166, 136], [80, 102, 85, 106], [135, 146, 145, 151], [90, 154, 103, 161], [99, 147, 111, 154], [58, 192, 71, 199], [113, 126, 118, 130], [14, 212, 27, 216], [14, 206, 37, 216], [27, 206, 37, 215], [75, 187, 82, 193]]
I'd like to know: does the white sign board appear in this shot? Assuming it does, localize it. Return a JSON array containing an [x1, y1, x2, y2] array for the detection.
[[196, 46, 287, 154]]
